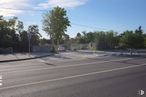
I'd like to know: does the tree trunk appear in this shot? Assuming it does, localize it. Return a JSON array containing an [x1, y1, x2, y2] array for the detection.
[[50, 35, 56, 53]]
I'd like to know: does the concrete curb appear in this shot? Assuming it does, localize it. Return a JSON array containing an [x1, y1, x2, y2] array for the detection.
[[0, 54, 54, 63], [111, 53, 146, 58]]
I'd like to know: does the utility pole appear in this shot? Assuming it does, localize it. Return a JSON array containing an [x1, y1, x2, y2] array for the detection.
[[27, 31, 32, 56]]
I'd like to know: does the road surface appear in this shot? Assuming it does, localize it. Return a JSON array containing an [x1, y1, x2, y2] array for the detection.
[[0, 56, 146, 97]]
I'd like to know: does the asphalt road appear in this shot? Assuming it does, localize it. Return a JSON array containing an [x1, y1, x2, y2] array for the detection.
[[0, 56, 146, 97]]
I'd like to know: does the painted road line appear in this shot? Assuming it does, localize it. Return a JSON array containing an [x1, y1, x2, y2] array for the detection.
[[0, 58, 132, 73], [0, 75, 2, 86], [0, 75, 2, 79], [0, 62, 145, 90]]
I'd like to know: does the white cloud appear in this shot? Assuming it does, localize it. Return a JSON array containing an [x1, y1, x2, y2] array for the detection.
[[38, 0, 88, 9], [0, 0, 30, 16], [0, 0, 88, 16]]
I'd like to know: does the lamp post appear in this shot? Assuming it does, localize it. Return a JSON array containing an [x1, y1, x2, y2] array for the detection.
[[27, 31, 32, 56]]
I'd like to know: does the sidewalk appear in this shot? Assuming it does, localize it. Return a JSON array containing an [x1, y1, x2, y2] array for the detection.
[[40, 51, 107, 64], [0, 53, 52, 62], [1, 50, 145, 63], [77, 50, 146, 56]]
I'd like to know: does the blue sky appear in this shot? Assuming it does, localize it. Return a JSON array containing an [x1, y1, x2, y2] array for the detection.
[[0, 0, 146, 38]]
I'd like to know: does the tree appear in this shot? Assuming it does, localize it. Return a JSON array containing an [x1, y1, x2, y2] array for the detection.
[[76, 32, 82, 43], [42, 6, 70, 53], [19, 31, 29, 52], [86, 32, 95, 43], [0, 16, 19, 51], [28, 25, 41, 51], [120, 31, 135, 48], [62, 33, 70, 43], [120, 26, 144, 49], [82, 31, 88, 43], [16, 21, 24, 34], [134, 26, 144, 48], [135, 26, 143, 34], [40, 38, 49, 46], [8, 17, 17, 30], [95, 31, 106, 50], [144, 37, 146, 48], [73, 31, 118, 50]]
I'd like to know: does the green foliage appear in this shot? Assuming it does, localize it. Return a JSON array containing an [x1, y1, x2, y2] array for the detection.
[[40, 38, 49, 46], [19, 31, 29, 52], [73, 26, 145, 50], [144, 37, 146, 48], [74, 31, 118, 50], [0, 16, 42, 53], [28, 25, 41, 46], [16, 21, 24, 34], [42, 6, 70, 52], [94, 31, 118, 50], [0, 14, 146, 53], [120, 26, 144, 49], [0, 16, 19, 51]]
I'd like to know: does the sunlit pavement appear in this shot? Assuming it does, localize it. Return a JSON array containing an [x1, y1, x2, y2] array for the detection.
[[0, 54, 146, 97], [0, 53, 50, 62]]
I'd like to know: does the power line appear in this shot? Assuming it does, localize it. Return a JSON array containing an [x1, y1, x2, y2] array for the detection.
[[71, 23, 122, 32], [0, 7, 118, 31], [71, 22, 109, 31], [0, 7, 46, 12]]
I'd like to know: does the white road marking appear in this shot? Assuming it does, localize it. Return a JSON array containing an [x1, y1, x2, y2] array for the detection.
[[0, 62, 145, 90], [0, 58, 132, 73], [0, 83, 2, 86], [0, 75, 2, 86]]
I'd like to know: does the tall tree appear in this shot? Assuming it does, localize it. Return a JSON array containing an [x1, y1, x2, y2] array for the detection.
[[120, 27, 144, 49], [16, 21, 24, 34], [19, 31, 29, 52], [0, 16, 19, 51], [76, 32, 82, 43], [28, 25, 41, 51], [42, 6, 70, 53], [120, 31, 135, 48], [144, 36, 146, 48], [134, 26, 144, 48]]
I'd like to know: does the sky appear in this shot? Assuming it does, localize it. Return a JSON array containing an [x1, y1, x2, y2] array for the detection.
[[0, 0, 146, 38]]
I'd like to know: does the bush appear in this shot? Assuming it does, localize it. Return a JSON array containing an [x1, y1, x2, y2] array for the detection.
[[0, 47, 13, 54]]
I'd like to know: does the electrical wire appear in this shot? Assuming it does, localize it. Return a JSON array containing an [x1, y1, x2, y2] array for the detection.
[[0, 6, 114, 31], [71, 22, 109, 30]]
